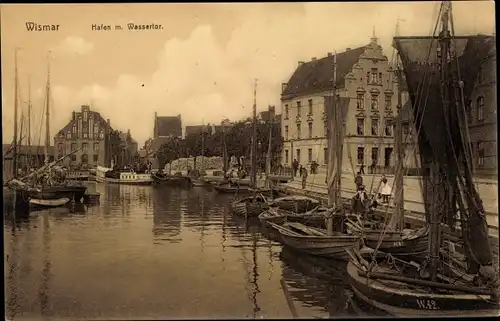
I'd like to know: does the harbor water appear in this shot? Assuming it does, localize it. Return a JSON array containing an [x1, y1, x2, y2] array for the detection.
[[4, 184, 384, 319]]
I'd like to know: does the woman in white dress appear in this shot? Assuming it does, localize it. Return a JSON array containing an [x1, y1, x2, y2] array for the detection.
[[379, 176, 392, 204]]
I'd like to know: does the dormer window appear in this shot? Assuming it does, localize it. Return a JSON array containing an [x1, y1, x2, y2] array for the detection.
[[100, 130, 104, 139], [72, 124, 77, 133]]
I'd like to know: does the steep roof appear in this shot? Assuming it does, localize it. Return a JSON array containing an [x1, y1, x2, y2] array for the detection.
[[282, 46, 367, 99], [55, 108, 112, 138], [156, 115, 182, 138]]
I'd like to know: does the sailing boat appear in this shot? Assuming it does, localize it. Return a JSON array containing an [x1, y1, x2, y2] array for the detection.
[[8, 52, 87, 208], [346, 25, 429, 260], [229, 80, 273, 216], [347, 2, 499, 316], [267, 54, 361, 260]]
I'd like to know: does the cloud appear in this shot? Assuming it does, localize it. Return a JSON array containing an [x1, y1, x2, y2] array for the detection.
[[3, 2, 494, 147], [53, 36, 94, 56]]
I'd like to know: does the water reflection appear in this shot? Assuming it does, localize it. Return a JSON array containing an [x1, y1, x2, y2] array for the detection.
[[152, 187, 182, 243], [4, 184, 383, 319]]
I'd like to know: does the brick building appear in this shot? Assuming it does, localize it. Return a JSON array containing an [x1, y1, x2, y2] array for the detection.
[[281, 35, 406, 173], [54, 105, 113, 168], [467, 43, 497, 176]]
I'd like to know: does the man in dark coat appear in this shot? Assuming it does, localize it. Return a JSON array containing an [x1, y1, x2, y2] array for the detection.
[[292, 159, 299, 177], [355, 172, 364, 191]]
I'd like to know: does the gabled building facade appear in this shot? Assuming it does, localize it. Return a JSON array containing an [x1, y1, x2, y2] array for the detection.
[[53, 105, 113, 168], [281, 35, 408, 173]]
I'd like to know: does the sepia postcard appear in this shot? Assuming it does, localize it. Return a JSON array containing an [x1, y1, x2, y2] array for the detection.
[[2, 1, 498, 319]]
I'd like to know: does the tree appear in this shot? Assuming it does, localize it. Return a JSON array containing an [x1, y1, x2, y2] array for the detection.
[[109, 130, 125, 167]]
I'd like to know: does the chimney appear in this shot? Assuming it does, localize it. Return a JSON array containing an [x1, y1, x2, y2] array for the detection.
[[327, 52, 333, 57], [298, 61, 305, 67], [281, 82, 287, 93], [346, 48, 351, 51], [72, 111, 76, 120], [311, 57, 317, 61], [107, 118, 111, 129]]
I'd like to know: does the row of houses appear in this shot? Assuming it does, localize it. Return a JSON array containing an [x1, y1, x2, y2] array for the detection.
[[279, 34, 497, 176]]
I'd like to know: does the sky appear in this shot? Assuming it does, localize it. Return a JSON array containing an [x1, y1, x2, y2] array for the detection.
[[1, 1, 495, 147]]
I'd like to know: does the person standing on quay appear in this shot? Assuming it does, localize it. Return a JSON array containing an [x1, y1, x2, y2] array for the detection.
[[355, 172, 364, 191], [301, 166, 308, 189], [292, 159, 299, 177]]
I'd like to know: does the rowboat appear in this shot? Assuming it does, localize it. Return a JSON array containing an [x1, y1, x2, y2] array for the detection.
[[230, 194, 271, 218], [268, 195, 320, 213], [267, 221, 361, 261], [29, 197, 70, 208], [258, 206, 329, 228]]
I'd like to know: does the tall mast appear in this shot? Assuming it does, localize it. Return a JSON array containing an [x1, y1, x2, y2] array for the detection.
[[327, 53, 338, 207], [250, 79, 258, 190], [28, 75, 32, 148], [265, 109, 272, 188], [44, 51, 51, 165], [12, 48, 20, 178], [429, 0, 452, 282], [393, 56, 405, 231], [201, 120, 205, 173], [334, 53, 343, 210]]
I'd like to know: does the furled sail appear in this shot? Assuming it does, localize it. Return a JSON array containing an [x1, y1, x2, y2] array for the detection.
[[393, 35, 496, 270]]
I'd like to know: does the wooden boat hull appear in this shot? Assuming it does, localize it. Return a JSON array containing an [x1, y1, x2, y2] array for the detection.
[[258, 209, 327, 229], [29, 197, 70, 208], [213, 184, 254, 194], [230, 196, 270, 218], [268, 222, 360, 261], [269, 196, 320, 213], [152, 175, 191, 187], [362, 226, 430, 260], [347, 261, 499, 316], [17, 185, 87, 203]]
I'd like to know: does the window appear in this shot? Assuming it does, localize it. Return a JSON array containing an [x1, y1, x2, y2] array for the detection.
[[356, 94, 364, 110], [94, 142, 99, 152], [71, 143, 77, 151], [308, 99, 313, 115], [466, 100, 473, 121], [285, 104, 289, 119], [403, 124, 410, 135], [285, 150, 289, 163], [285, 126, 289, 140], [83, 133, 88, 139], [72, 124, 77, 133], [324, 120, 328, 136], [385, 96, 391, 110], [477, 66, 483, 84], [296, 149, 301, 163], [379, 72, 383, 84], [357, 147, 365, 165], [308, 122, 313, 138], [84, 111, 88, 121], [58, 143, 64, 152], [71, 154, 76, 161], [297, 101, 301, 116], [477, 96, 484, 121], [93, 154, 99, 162], [371, 118, 379, 136], [371, 147, 378, 165], [66, 130, 71, 139], [94, 124, 99, 136], [370, 68, 379, 84], [296, 123, 301, 139], [357, 118, 365, 135], [366, 72, 370, 85], [385, 119, 393, 136], [100, 130, 104, 139], [324, 148, 328, 164], [371, 95, 379, 110], [82, 143, 88, 152], [477, 141, 485, 166], [308, 148, 313, 163]]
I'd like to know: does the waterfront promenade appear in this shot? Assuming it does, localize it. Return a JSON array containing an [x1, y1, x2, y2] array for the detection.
[[281, 170, 499, 234]]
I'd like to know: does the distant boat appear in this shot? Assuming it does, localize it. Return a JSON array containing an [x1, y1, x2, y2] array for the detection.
[[29, 197, 70, 208], [96, 166, 153, 185], [152, 172, 192, 187]]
